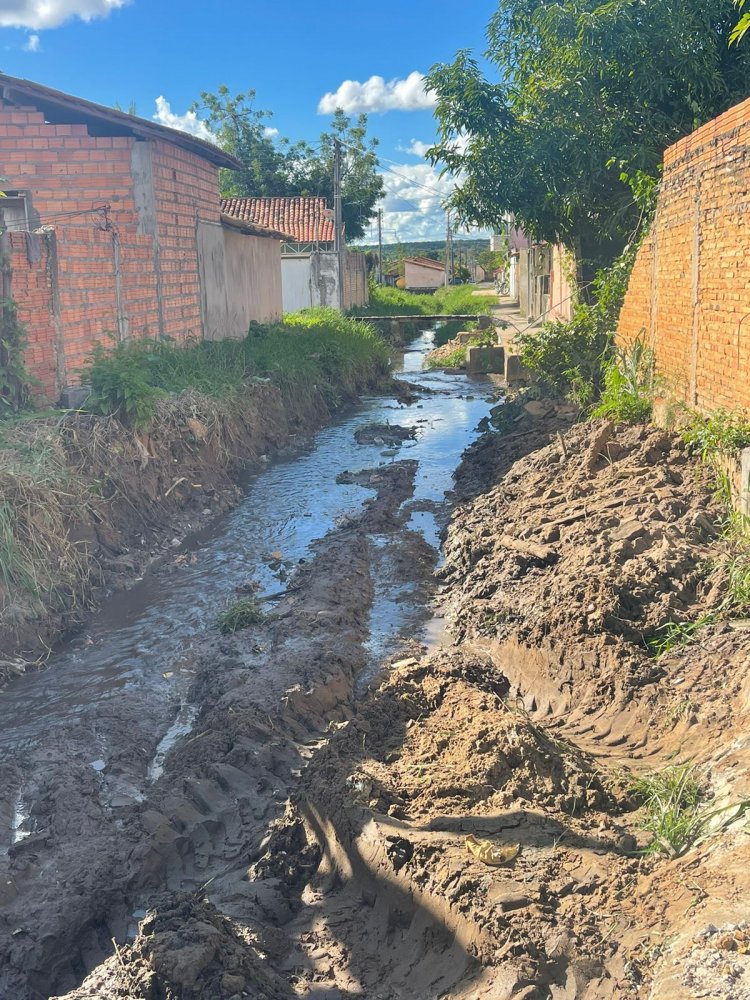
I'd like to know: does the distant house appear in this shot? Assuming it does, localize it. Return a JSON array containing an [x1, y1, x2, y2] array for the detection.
[[0, 73, 286, 401], [404, 257, 444, 292], [220, 196, 336, 253], [222, 195, 367, 313]]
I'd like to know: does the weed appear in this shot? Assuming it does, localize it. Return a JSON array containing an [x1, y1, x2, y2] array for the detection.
[[682, 408, 750, 462], [215, 598, 265, 634], [425, 346, 467, 370], [80, 309, 391, 429], [592, 337, 657, 423], [352, 283, 496, 319], [630, 763, 702, 857], [647, 613, 717, 659], [727, 554, 750, 607]]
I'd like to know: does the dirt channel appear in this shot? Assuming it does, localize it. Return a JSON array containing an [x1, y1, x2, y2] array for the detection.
[[3, 395, 750, 1000]]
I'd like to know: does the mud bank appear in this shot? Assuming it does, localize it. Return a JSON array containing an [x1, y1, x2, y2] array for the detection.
[[7, 403, 750, 1000], [0, 374, 379, 669]]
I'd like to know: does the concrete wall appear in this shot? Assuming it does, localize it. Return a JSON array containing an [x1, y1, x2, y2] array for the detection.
[[618, 95, 750, 414], [198, 221, 282, 340], [281, 250, 368, 313]]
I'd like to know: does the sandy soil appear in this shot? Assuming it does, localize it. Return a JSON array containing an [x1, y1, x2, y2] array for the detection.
[[6, 406, 750, 999]]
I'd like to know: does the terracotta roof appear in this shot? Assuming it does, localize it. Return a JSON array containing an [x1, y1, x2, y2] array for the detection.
[[220, 197, 335, 244], [0, 72, 240, 169], [220, 213, 294, 241], [405, 256, 445, 271]]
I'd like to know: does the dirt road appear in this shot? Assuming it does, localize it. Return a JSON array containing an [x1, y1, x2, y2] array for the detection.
[[2, 380, 750, 999]]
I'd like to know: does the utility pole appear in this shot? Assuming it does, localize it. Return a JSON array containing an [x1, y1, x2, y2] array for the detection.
[[444, 211, 451, 287], [377, 208, 383, 284], [333, 138, 344, 307]]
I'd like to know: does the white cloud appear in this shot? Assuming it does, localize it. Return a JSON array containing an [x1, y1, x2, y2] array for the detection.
[[379, 161, 456, 241], [318, 71, 436, 115], [264, 126, 279, 138], [0, 0, 128, 29], [152, 97, 214, 142], [396, 139, 433, 157], [23, 31, 39, 50]]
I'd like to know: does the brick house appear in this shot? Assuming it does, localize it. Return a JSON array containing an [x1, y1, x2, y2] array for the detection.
[[0, 73, 288, 401]]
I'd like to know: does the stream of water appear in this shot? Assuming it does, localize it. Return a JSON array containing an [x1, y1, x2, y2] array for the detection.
[[0, 331, 500, 751]]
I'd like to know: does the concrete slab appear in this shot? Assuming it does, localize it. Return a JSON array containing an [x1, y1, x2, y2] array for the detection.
[[466, 345, 505, 374]]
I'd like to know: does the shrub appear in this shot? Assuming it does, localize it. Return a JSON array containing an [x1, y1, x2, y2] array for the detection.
[[352, 282, 496, 318], [516, 241, 639, 406]]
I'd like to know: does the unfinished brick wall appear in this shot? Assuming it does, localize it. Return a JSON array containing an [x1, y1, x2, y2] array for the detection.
[[618, 96, 750, 414], [5, 231, 58, 396], [0, 102, 222, 398]]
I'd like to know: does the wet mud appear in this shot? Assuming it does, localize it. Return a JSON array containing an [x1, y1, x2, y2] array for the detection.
[[3, 368, 750, 999]]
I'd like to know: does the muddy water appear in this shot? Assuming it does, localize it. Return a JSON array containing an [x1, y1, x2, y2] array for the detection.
[[0, 331, 500, 751]]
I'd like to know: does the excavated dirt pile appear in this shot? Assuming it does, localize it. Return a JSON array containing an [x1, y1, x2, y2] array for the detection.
[[11, 413, 750, 1000]]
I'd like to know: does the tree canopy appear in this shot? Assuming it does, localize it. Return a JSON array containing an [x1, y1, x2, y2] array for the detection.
[[196, 88, 384, 242], [426, 0, 750, 266]]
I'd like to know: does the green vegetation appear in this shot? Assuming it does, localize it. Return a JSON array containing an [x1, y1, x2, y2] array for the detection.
[[630, 764, 703, 857], [216, 598, 266, 634], [81, 309, 390, 429], [648, 614, 717, 659], [197, 87, 383, 241], [517, 242, 639, 408], [426, 346, 468, 370], [352, 282, 496, 318], [682, 408, 750, 461], [680, 408, 750, 610], [731, 0, 750, 43], [592, 338, 657, 423], [427, 1, 750, 268]]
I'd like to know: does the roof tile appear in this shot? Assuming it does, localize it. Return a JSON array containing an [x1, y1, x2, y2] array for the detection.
[[220, 196, 335, 244]]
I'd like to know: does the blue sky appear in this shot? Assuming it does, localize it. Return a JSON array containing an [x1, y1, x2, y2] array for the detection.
[[0, 0, 498, 241]]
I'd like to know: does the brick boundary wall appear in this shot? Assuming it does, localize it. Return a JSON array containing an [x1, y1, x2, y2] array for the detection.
[[0, 103, 222, 400], [617, 96, 750, 414]]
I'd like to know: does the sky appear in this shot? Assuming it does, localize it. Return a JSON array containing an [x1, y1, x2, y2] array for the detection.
[[0, 0, 498, 242]]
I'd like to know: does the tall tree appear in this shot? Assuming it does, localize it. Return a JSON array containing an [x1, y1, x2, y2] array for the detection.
[[427, 0, 750, 267], [196, 90, 384, 241]]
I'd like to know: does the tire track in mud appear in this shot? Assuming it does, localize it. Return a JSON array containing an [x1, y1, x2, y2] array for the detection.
[[8, 404, 750, 1000]]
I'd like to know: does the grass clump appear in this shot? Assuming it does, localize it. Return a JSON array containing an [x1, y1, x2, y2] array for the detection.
[[426, 346, 467, 370], [352, 283, 496, 318], [648, 613, 716, 659], [592, 337, 656, 423], [216, 598, 265, 634], [80, 308, 391, 429], [682, 408, 750, 461], [630, 763, 703, 857]]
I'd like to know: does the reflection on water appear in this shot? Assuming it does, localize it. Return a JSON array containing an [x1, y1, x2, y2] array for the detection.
[[0, 330, 500, 747]]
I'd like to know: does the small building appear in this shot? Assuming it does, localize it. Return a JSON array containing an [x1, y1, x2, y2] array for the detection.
[[220, 196, 335, 253], [222, 195, 368, 313], [404, 257, 444, 292], [0, 73, 286, 401]]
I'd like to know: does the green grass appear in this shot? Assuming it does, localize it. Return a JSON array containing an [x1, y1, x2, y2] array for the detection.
[[79, 308, 391, 428], [647, 613, 717, 659], [351, 283, 496, 318], [682, 408, 750, 462], [426, 346, 468, 370], [630, 764, 702, 857], [215, 598, 266, 634]]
